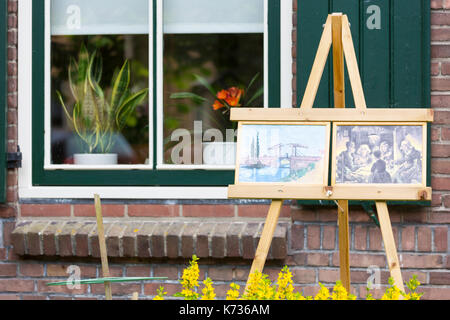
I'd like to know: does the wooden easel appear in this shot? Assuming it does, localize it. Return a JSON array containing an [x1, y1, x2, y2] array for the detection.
[[47, 194, 167, 299], [238, 13, 419, 293]]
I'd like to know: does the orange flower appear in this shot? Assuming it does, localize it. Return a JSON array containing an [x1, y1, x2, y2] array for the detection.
[[212, 100, 224, 110], [217, 89, 228, 100], [225, 87, 243, 107]]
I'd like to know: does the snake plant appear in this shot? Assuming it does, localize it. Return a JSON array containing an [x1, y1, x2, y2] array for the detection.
[[56, 44, 148, 154]]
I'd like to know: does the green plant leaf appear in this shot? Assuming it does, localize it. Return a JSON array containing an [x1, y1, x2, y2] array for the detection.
[[115, 88, 148, 130], [56, 90, 73, 123], [169, 92, 207, 102], [246, 87, 264, 106], [193, 74, 216, 98], [110, 60, 130, 112], [246, 72, 260, 97]]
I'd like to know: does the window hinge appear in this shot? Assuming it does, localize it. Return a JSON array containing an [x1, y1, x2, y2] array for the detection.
[[7, 146, 22, 169]]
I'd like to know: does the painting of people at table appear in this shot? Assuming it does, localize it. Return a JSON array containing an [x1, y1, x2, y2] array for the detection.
[[334, 125, 424, 184]]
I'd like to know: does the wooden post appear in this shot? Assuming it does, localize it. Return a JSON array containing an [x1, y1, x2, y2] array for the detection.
[[331, 13, 351, 293], [94, 194, 113, 300], [375, 201, 405, 293], [245, 200, 283, 291]]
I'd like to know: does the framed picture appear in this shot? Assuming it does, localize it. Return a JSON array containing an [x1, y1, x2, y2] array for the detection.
[[331, 122, 427, 186], [235, 122, 331, 185]]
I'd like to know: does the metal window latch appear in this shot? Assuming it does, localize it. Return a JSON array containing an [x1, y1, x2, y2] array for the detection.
[[7, 145, 22, 169]]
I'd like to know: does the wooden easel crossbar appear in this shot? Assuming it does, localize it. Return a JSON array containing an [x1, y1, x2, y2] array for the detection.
[[228, 13, 433, 295]]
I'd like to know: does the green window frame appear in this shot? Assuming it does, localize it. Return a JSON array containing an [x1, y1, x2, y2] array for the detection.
[[296, 0, 431, 205], [0, 0, 7, 202], [31, 0, 281, 187]]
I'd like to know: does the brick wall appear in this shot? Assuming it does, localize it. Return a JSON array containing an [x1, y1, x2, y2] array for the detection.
[[0, 0, 449, 300]]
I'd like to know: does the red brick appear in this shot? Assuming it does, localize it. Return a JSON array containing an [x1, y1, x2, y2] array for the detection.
[[0, 279, 34, 292], [0, 205, 15, 218], [432, 159, 450, 174], [291, 224, 304, 250], [432, 28, 450, 41], [19, 263, 44, 277], [128, 204, 179, 217], [442, 62, 450, 76], [431, 62, 440, 76], [432, 142, 450, 158], [318, 269, 339, 283], [0, 263, 17, 276], [153, 266, 178, 280], [37, 280, 87, 295], [400, 254, 444, 268], [431, 176, 450, 190], [431, 127, 440, 141], [432, 45, 450, 59], [432, 94, 450, 108], [208, 267, 233, 281], [306, 252, 329, 266], [354, 225, 367, 250], [182, 204, 233, 217], [144, 283, 181, 297], [442, 127, 450, 140], [421, 287, 450, 300], [431, 0, 443, 9], [429, 271, 450, 285], [290, 206, 317, 221], [306, 225, 320, 250], [434, 226, 448, 252], [150, 222, 171, 258], [401, 226, 416, 251], [73, 204, 124, 217], [322, 225, 335, 250], [368, 227, 383, 251], [417, 226, 432, 251], [291, 268, 316, 284], [429, 211, 450, 223], [332, 253, 386, 268], [125, 266, 150, 277], [434, 110, 450, 125], [432, 192, 442, 207], [20, 204, 70, 217], [432, 12, 450, 25]]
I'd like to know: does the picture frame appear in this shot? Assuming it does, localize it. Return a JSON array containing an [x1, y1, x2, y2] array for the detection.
[[331, 122, 427, 187], [235, 121, 331, 186]]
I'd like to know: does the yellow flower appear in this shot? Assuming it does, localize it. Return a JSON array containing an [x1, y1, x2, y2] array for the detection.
[[314, 283, 330, 300], [201, 277, 216, 300], [153, 286, 167, 300], [226, 283, 241, 300], [176, 255, 200, 300], [331, 280, 356, 300], [243, 271, 275, 300]]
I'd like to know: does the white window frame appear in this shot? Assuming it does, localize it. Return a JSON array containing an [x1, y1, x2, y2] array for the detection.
[[17, 0, 293, 199]]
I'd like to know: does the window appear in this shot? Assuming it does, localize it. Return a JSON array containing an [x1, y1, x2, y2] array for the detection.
[[21, 0, 288, 193]]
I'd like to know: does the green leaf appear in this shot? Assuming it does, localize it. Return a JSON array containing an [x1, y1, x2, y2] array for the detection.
[[193, 74, 216, 98], [246, 87, 264, 106], [115, 88, 148, 130], [246, 72, 260, 97], [169, 92, 207, 102], [56, 90, 73, 123], [110, 60, 130, 112]]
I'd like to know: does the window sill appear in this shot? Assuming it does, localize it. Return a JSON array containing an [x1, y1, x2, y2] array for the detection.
[[11, 219, 288, 260]]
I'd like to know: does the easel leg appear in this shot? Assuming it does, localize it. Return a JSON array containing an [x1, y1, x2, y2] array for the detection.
[[94, 194, 113, 300], [375, 201, 405, 293], [337, 200, 351, 292], [245, 200, 283, 292]]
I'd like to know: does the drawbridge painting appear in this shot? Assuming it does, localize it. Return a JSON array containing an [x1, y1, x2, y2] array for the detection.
[[237, 123, 329, 184]]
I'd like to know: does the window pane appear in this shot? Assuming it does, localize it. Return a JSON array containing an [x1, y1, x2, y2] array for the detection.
[[164, 0, 264, 33], [163, 0, 264, 166], [50, 1, 150, 165], [51, 0, 149, 35]]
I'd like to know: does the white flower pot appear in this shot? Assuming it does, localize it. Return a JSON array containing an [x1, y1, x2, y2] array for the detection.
[[203, 142, 236, 165], [74, 153, 118, 165]]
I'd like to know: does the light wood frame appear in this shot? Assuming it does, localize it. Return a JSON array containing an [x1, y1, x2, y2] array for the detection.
[[331, 122, 428, 187], [235, 121, 331, 186]]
